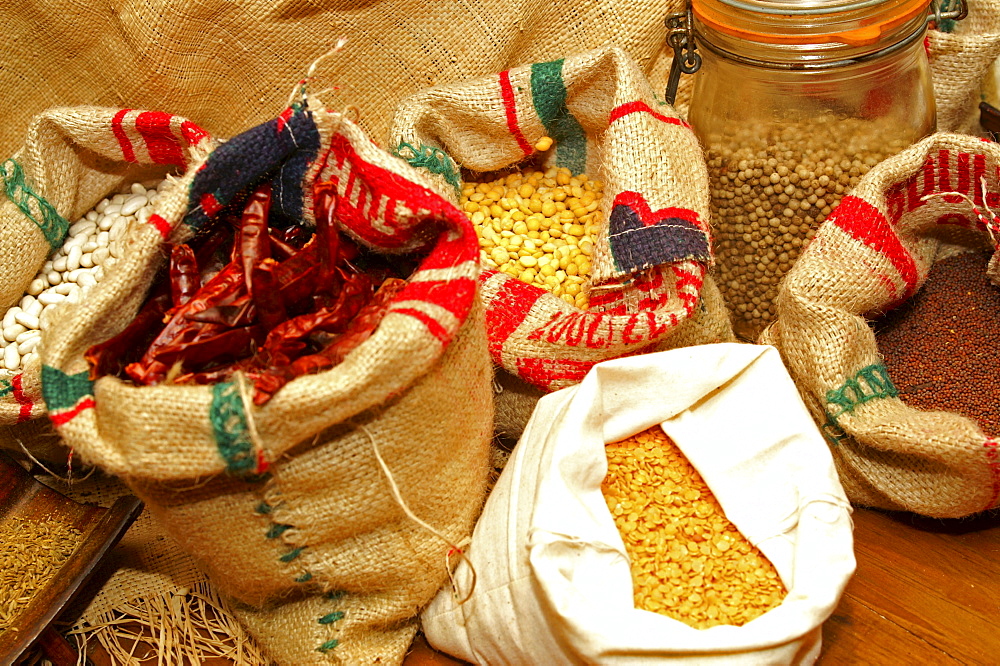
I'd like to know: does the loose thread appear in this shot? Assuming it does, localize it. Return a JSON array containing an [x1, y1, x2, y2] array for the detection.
[[286, 38, 350, 109], [359, 423, 478, 604], [15, 436, 96, 485], [234, 371, 268, 474]]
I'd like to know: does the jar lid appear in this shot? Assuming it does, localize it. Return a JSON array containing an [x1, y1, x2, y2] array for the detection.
[[693, 0, 930, 47]]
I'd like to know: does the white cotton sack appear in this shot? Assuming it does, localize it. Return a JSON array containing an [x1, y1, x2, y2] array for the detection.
[[422, 343, 855, 665]]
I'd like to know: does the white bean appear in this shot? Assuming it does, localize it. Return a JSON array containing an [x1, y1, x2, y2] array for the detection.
[[54, 283, 73, 295], [3, 308, 19, 330], [67, 246, 82, 271], [13, 311, 39, 330], [15, 329, 38, 344], [86, 210, 99, 222], [23, 298, 42, 318], [18, 337, 38, 355], [77, 272, 98, 288], [3, 324, 25, 342], [38, 291, 65, 306], [80, 253, 94, 269], [4, 345, 20, 371], [121, 194, 148, 216], [97, 231, 110, 247], [69, 219, 96, 237], [110, 194, 125, 206], [82, 241, 99, 253], [52, 256, 68, 272], [46, 271, 62, 286], [102, 214, 120, 231], [20, 351, 36, 368], [95, 199, 109, 214], [26, 278, 47, 296], [92, 247, 111, 265], [131, 182, 148, 195], [66, 289, 81, 305]]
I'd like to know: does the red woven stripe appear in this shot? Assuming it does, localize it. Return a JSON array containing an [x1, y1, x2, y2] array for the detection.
[[499, 71, 532, 156], [49, 396, 96, 426], [136, 111, 186, 166], [516, 356, 594, 386], [609, 101, 690, 129], [112, 109, 136, 163], [830, 196, 918, 303], [11, 374, 32, 423], [200, 193, 223, 217], [147, 213, 172, 238], [984, 439, 1000, 510], [402, 279, 476, 318], [180, 120, 210, 146], [483, 273, 543, 362], [392, 307, 449, 342]]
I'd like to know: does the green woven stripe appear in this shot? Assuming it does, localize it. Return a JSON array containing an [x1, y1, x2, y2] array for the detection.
[[209, 380, 256, 475], [41, 366, 93, 412], [0, 159, 69, 249], [0, 379, 12, 399], [530, 60, 587, 175], [392, 142, 462, 194], [823, 363, 898, 444]]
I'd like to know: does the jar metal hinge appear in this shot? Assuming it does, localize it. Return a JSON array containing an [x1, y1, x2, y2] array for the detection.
[[664, 6, 701, 106]]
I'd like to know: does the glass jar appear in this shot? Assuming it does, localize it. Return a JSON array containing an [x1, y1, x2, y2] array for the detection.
[[686, 0, 938, 341]]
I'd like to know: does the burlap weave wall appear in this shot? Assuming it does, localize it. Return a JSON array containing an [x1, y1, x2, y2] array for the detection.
[[0, 0, 683, 160]]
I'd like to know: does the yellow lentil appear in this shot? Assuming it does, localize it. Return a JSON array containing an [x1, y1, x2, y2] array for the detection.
[[602, 427, 787, 629], [462, 167, 602, 310]]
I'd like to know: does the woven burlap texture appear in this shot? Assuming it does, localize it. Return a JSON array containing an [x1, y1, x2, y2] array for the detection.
[[761, 132, 1000, 519], [0, 106, 216, 425], [41, 104, 494, 665], [391, 44, 734, 396], [0, 0, 691, 162]]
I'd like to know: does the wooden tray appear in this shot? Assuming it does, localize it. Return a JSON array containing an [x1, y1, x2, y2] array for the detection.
[[0, 450, 142, 666]]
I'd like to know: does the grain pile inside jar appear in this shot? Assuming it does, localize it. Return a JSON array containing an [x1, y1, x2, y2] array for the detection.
[[0, 515, 82, 632], [0, 180, 166, 372], [460, 156, 601, 310], [875, 248, 1000, 436], [602, 426, 786, 629], [705, 116, 908, 340]]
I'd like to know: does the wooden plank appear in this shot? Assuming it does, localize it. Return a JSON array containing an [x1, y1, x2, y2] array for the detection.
[[818, 594, 959, 665], [845, 507, 1000, 665]]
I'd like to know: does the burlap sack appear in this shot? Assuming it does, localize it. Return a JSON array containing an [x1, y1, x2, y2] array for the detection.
[[928, 0, 1000, 134], [391, 44, 734, 396], [41, 97, 494, 665], [0, 0, 689, 160], [760, 132, 1000, 519], [0, 106, 215, 426]]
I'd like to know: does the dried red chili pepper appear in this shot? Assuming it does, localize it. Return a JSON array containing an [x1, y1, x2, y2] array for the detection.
[[240, 184, 273, 295], [85, 292, 172, 380], [169, 244, 200, 307], [153, 324, 264, 368], [249, 278, 406, 404], [251, 258, 288, 330]]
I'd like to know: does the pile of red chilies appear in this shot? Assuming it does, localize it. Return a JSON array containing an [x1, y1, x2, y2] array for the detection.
[[86, 181, 405, 405]]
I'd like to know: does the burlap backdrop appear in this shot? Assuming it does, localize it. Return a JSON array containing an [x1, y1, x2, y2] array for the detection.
[[391, 45, 734, 400], [0, 0, 693, 162], [40, 101, 494, 665], [760, 132, 1000, 519], [0, 106, 215, 425]]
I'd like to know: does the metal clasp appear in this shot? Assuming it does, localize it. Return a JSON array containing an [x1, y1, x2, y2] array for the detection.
[[664, 5, 702, 106], [929, 0, 969, 30]]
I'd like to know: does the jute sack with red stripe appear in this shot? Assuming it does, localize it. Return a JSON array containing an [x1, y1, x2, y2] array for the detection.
[[760, 132, 1000, 519], [390, 44, 734, 399], [41, 96, 493, 665], [0, 106, 215, 427], [928, 0, 1000, 134]]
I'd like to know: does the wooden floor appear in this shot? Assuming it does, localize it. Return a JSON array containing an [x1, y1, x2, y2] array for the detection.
[[405, 505, 1000, 665], [37, 500, 1000, 665]]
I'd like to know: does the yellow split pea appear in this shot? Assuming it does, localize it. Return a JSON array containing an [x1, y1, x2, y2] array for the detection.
[[461, 165, 602, 310], [602, 427, 787, 629]]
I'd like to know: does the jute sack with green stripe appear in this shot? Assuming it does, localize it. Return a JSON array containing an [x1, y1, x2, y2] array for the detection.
[[0, 106, 215, 426], [42, 100, 493, 665], [391, 45, 734, 415], [760, 132, 1000, 519]]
